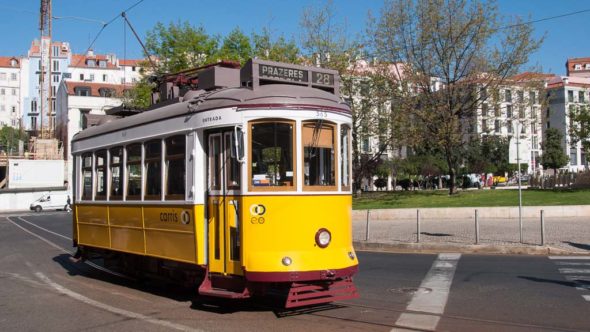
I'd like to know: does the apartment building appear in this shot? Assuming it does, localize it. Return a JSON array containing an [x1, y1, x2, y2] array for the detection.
[[546, 75, 589, 171], [0, 57, 23, 128]]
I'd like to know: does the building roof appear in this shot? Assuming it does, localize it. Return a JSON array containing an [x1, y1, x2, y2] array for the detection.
[[547, 75, 590, 89], [119, 59, 143, 67], [0, 57, 20, 68], [566, 57, 590, 75], [510, 72, 555, 82], [70, 54, 118, 69], [64, 81, 127, 97], [28, 39, 70, 57]]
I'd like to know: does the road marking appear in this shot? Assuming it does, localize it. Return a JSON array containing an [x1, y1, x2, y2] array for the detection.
[[17, 216, 71, 240], [392, 253, 461, 331], [583, 295, 590, 302], [558, 268, 590, 274], [549, 256, 590, 260], [35, 272, 205, 332], [564, 275, 590, 282], [555, 262, 590, 266]]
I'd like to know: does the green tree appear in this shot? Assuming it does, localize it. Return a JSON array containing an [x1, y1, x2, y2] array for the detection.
[[368, 0, 542, 194], [0, 125, 27, 155], [252, 28, 301, 63], [218, 28, 252, 65], [123, 79, 154, 110], [541, 128, 569, 174], [145, 21, 219, 74]]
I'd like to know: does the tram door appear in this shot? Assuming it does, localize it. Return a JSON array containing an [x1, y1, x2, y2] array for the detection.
[[207, 130, 242, 276]]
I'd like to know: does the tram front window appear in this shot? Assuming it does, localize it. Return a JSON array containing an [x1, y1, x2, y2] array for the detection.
[[250, 121, 295, 190], [303, 121, 336, 189]]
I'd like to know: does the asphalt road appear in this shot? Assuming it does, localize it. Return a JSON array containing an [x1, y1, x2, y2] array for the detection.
[[1, 211, 589, 331]]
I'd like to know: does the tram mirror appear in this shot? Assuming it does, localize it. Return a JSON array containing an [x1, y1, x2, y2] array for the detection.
[[234, 126, 245, 163]]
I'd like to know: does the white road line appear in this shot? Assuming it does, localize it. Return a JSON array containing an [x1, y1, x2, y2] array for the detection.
[[549, 256, 590, 260], [35, 272, 205, 332], [558, 268, 590, 274], [392, 253, 461, 332], [564, 275, 590, 282], [17, 216, 71, 240], [555, 262, 590, 266], [583, 295, 590, 302]]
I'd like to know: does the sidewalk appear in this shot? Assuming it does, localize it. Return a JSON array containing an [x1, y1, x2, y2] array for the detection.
[[352, 214, 590, 255]]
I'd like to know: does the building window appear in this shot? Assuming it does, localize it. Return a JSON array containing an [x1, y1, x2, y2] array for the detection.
[[31, 116, 37, 130], [31, 100, 37, 113], [0, 89, 4, 95], [52, 45, 59, 57], [482, 119, 488, 131], [52, 74, 59, 83], [89, 74, 94, 82], [574, 64, 582, 70], [506, 104, 513, 118], [74, 87, 91, 96], [99, 60, 106, 68], [10, 73, 17, 81], [80, 73, 84, 81], [98, 88, 115, 97], [165, 135, 186, 200], [102, 74, 107, 82], [505, 89, 512, 102], [302, 121, 336, 189], [144, 139, 162, 200], [10, 59, 17, 67], [579, 91, 585, 103], [494, 104, 500, 117], [0, 105, 5, 112], [11, 88, 16, 96], [507, 120, 513, 134], [519, 106, 525, 119], [494, 120, 501, 133], [82, 153, 93, 200], [481, 103, 488, 117], [52, 60, 59, 72], [126, 144, 142, 200], [568, 90, 574, 102], [570, 149, 577, 166], [132, 66, 136, 72], [529, 91, 536, 105], [109, 147, 123, 200], [517, 90, 524, 104], [52, 86, 57, 96], [87, 59, 96, 67], [11, 106, 16, 113], [249, 121, 295, 190]]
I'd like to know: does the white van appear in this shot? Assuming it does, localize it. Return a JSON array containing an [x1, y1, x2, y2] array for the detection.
[[30, 192, 71, 212]]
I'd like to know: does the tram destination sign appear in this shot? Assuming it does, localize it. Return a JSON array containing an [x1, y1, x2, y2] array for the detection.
[[258, 63, 335, 87]]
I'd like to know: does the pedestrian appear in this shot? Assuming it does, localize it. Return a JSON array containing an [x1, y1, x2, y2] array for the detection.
[[66, 195, 72, 212]]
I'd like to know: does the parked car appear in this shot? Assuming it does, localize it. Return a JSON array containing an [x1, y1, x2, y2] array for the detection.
[[30, 193, 71, 212]]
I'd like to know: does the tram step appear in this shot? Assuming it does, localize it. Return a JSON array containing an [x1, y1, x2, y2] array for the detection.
[[198, 274, 251, 299], [285, 277, 358, 308]]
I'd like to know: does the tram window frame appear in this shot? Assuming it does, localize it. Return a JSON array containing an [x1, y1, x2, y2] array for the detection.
[[302, 120, 338, 191], [144, 139, 162, 200], [109, 147, 124, 200], [165, 135, 186, 200], [224, 132, 241, 190], [81, 153, 93, 200], [248, 119, 296, 192], [209, 134, 222, 191], [95, 150, 108, 200], [126, 143, 142, 200], [340, 125, 352, 192]]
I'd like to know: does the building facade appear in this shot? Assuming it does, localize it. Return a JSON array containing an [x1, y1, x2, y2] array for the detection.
[[0, 57, 23, 128]]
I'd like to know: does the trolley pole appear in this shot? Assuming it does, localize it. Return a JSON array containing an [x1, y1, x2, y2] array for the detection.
[[416, 209, 421, 243], [365, 210, 370, 241], [475, 209, 480, 244], [540, 210, 545, 246]]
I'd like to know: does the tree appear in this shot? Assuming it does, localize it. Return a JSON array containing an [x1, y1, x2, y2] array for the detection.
[[569, 104, 590, 168], [122, 79, 154, 110], [145, 21, 219, 74], [0, 125, 27, 155], [252, 28, 301, 63], [218, 28, 252, 65], [368, 0, 542, 194], [300, 1, 408, 191], [541, 128, 569, 175]]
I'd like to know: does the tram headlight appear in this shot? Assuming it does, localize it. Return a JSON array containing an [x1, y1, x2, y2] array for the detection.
[[315, 228, 331, 248]]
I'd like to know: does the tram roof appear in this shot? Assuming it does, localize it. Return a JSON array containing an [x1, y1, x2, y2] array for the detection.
[[72, 83, 351, 142]]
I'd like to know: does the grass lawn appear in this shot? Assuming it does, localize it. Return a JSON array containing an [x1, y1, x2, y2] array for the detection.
[[352, 188, 590, 210]]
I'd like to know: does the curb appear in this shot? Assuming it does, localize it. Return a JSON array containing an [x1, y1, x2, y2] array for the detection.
[[353, 241, 590, 256]]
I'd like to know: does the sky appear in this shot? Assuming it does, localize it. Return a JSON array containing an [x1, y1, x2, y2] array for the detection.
[[0, 0, 589, 76]]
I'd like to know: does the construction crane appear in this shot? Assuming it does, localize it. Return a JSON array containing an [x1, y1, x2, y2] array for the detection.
[[39, 0, 52, 139]]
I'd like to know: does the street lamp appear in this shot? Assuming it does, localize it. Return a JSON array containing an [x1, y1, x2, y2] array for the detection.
[[513, 121, 523, 243]]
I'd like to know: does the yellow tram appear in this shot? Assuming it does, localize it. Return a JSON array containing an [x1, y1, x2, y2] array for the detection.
[[71, 59, 358, 307]]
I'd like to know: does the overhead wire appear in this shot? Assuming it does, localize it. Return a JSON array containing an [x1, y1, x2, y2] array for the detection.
[[498, 7, 590, 30]]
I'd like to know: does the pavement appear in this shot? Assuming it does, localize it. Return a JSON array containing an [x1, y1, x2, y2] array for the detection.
[[353, 215, 590, 256]]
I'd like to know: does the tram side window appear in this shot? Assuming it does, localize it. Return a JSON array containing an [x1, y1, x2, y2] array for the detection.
[[126, 144, 142, 200], [110, 147, 123, 199], [165, 135, 185, 200], [303, 121, 337, 190], [82, 153, 93, 200], [145, 139, 162, 200], [250, 121, 295, 190], [341, 125, 351, 191], [225, 132, 240, 190], [95, 150, 107, 200]]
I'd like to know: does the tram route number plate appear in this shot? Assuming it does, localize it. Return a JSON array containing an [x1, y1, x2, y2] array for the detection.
[[258, 64, 335, 87]]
